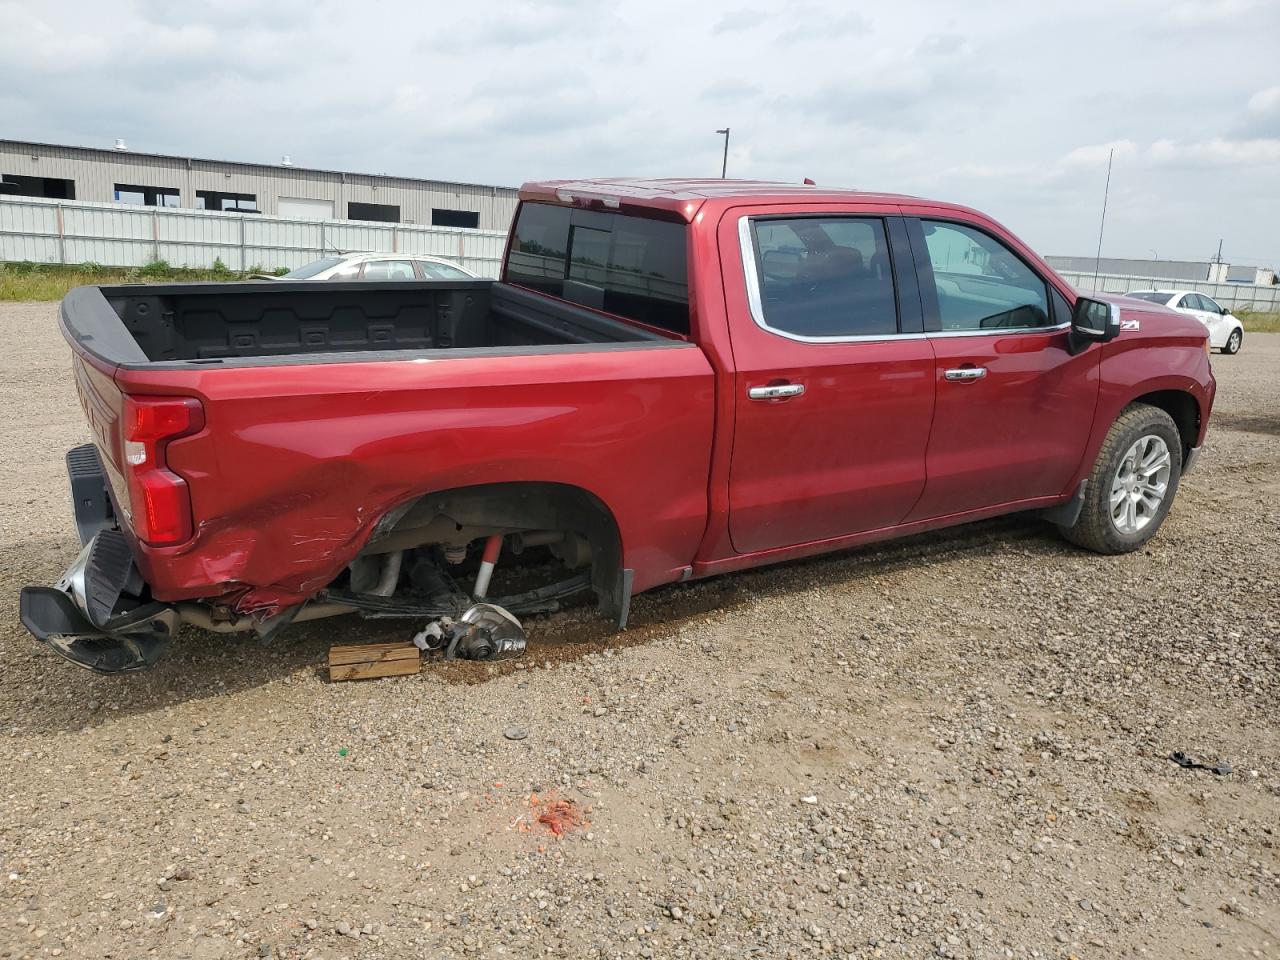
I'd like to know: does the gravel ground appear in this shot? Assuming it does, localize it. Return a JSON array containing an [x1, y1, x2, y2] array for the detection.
[[0, 301, 1276, 960]]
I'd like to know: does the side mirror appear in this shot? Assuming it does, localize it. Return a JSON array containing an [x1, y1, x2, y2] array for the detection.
[[1068, 296, 1121, 354], [1220, 306, 1231, 315]]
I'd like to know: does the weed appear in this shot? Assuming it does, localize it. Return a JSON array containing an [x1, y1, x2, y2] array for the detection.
[[0, 261, 281, 301]]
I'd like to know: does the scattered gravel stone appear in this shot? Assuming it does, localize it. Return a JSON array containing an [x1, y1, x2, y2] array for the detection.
[[0, 305, 1277, 960]]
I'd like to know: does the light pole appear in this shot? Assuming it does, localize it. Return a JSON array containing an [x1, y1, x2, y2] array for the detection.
[[716, 128, 730, 178]]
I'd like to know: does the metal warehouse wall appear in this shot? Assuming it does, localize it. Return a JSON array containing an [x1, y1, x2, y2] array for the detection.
[[1057, 270, 1280, 313], [0, 141, 519, 230], [0, 196, 508, 277]]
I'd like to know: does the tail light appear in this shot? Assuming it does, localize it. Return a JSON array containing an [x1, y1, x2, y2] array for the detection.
[[120, 395, 204, 545]]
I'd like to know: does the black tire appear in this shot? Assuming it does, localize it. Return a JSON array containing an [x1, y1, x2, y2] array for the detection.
[[1222, 328, 1242, 355], [1057, 404, 1182, 554]]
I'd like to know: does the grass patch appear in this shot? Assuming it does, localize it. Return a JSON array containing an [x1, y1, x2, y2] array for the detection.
[[0, 260, 287, 302], [1238, 310, 1280, 334]]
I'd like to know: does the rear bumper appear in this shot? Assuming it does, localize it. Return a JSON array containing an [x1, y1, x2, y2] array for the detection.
[[19, 444, 177, 673]]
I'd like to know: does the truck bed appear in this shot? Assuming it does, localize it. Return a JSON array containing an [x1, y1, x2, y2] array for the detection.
[[61, 279, 670, 368]]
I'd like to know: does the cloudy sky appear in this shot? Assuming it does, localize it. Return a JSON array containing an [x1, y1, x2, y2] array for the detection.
[[3, 0, 1278, 265]]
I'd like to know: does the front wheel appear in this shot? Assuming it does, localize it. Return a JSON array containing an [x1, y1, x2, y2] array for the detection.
[[1222, 328, 1242, 355], [1057, 404, 1182, 554]]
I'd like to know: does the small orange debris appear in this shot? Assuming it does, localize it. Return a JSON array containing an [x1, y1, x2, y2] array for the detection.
[[524, 789, 588, 839]]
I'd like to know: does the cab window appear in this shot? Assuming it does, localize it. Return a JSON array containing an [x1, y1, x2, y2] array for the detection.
[[506, 201, 689, 334]]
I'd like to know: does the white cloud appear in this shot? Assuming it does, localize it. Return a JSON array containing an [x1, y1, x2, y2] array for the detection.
[[1058, 136, 1280, 174], [1169, 0, 1269, 24], [1149, 137, 1280, 165], [1247, 86, 1280, 114], [1061, 141, 1140, 168]]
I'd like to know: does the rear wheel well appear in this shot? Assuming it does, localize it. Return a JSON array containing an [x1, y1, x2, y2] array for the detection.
[[364, 482, 626, 622], [1131, 390, 1199, 460]]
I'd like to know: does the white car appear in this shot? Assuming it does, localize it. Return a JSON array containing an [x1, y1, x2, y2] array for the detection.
[[267, 253, 479, 282], [1126, 289, 1244, 354]]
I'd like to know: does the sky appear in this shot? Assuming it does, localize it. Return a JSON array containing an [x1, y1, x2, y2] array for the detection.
[[2, 0, 1278, 266]]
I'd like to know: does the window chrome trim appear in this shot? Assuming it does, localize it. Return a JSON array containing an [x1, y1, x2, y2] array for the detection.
[[737, 215, 926, 344], [738, 215, 1066, 344], [929, 321, 1071, 338]]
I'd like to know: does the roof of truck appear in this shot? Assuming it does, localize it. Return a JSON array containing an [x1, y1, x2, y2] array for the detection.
[[520, 178, 928, 222]]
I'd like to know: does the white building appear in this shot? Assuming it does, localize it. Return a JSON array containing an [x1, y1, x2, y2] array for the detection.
[[0, 138, 518, 231]]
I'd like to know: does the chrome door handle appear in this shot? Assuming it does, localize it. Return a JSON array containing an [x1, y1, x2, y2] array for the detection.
[[748, 383, 805, 400], [944, 367, 987, 382]]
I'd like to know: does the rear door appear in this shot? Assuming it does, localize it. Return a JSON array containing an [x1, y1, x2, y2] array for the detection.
[[720, 206, 936, 554], [902, 214, 1100, 521]]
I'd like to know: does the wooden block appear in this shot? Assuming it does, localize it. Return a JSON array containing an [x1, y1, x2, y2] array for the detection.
[[328, 642, 420, 681], [329, 642, 418, 666]]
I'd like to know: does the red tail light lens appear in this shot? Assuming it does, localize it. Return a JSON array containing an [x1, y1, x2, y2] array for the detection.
[[120, 396, 204, 546]]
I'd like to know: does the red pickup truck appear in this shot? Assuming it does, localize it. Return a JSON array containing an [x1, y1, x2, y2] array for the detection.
[[21, 179, 1215, 673]]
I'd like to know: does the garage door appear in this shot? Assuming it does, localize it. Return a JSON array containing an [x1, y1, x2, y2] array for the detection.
[[278, 197, 335, 220]]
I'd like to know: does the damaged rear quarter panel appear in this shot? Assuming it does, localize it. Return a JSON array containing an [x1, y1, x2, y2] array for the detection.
[[115, 346, 716, 613]]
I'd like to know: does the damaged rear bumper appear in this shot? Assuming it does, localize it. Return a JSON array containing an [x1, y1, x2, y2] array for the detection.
[[20, 530, 179, 673], [19, 444, 178, 673]]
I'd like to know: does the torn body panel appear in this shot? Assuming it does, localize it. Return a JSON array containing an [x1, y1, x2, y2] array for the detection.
[[111, 345, 715, 618]]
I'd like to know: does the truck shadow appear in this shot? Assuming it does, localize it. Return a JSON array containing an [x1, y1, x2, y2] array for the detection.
[[1210, 412, 1280, 438], [3, 515, 1074, 734]]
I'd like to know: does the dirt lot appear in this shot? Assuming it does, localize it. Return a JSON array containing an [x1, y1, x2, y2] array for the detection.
[[0, 301, 1276, 960]]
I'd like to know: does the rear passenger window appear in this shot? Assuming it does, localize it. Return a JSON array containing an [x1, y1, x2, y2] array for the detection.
[[507, 202, 689, 335], [363, 260, 416, 281], [921, 221, 1049, 331], [749, 217, 898, 338]]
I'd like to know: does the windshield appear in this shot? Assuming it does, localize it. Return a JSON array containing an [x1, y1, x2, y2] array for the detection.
[[1126, 291, 1175, 306], [283, 257, 344, 279]]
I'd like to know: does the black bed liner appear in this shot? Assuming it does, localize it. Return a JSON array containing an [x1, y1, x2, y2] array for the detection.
[[60, 279, 682, 370]]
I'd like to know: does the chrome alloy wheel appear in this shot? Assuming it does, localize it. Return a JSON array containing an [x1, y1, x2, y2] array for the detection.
[[1110, 434, 1172, 534]]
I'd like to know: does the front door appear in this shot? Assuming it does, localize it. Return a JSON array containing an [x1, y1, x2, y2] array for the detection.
[[902, 216, 1101, 521], [722, 209, 936, 554]]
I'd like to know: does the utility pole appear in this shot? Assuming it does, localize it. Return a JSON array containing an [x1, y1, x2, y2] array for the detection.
[[716, 128, 730, 178], [1214, 238, 1223, 264]]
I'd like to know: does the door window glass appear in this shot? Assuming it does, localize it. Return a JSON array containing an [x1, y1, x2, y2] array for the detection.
[[362, 260, 416, 280], [1200, 295, 1222, 313], [750, 217, 898, 337], [921, 221, 1049, 331]]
